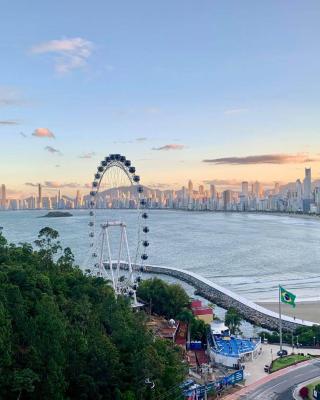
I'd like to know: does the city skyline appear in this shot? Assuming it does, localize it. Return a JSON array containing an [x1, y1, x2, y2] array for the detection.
[[1, 1, 320, 192], [2, 167, 320, 214]]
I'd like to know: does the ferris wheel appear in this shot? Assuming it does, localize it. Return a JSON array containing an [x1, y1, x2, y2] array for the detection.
[[86, 153, 149, 301]]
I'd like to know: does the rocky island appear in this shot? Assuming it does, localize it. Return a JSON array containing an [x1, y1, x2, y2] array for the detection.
[[41, 211, 73, 218]]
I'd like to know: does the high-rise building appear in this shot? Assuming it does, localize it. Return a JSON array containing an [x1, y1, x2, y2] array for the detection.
[[252, 181, 263, 198], [37, 183, 42, 209], [241, 181, 249, 195], [303, 168, 312, 200], [210, 184, 216, 199], [1, 184, 7, 210], [274, 182, 280, 195], [75, 190, 82, 208], [198, 185, 204, 195], [188, 180, 193, 195], [222, 190, 232, 210], [303, 168, 312, 212], [296, 179, 303, 200]]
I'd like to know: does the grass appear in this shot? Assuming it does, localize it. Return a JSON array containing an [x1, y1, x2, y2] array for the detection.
[[270, 354, 311, 372]]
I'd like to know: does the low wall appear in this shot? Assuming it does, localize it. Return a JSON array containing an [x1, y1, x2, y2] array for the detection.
[[130, 263, 316, 332]]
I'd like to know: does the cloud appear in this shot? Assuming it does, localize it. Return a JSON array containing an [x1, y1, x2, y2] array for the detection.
[[203, 153, 319, 165], [33, 128, 55, 138], [45, 146, 61, 155], [79, 152, 96, 159], [0, 120, 20, 125], [25, 182, 38, 187], [224, 108, 248, 115], [31, 37, 94, 74], [152, 144, 185, 151], [136, 137, 147, 142]]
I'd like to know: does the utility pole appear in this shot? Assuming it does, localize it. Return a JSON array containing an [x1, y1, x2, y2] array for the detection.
[[278, 285, 283, 353]]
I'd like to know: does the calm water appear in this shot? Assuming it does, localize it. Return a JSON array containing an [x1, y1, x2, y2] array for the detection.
[[1, 209, 320, 302]]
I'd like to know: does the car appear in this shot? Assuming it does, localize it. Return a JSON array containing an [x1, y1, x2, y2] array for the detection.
[[277, 349, 288, 357]]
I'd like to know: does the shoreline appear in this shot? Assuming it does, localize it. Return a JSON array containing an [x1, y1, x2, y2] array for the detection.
[[257, 301, 320, 324], [1, 208, 320, 221]]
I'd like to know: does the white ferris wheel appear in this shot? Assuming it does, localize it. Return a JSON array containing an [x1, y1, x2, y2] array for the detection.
[[86, 154, 149, 303]]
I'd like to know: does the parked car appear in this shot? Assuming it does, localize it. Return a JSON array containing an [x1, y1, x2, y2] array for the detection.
[[277, 349, 288, 357]]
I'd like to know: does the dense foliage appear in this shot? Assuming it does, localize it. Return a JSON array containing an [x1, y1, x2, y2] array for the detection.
[[137, 278, 208, 341], [136, 278, 189, 319], [260, 324, 320, 347], [0, 228, 186, 400], [224, 307, 242, 335]]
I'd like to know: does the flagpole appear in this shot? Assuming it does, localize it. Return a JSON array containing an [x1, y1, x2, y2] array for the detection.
[[279, 285, 283, 353]]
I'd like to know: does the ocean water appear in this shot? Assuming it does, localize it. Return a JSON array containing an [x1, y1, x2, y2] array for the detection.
[[1, 209, 320, 302]]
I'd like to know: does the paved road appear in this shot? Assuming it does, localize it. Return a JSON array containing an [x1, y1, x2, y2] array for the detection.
[[241, 360, 320, 399], [226, 360, 320, 399]]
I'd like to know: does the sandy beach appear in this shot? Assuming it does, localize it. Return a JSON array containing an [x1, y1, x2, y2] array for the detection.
[[257, 301, 320, 324]]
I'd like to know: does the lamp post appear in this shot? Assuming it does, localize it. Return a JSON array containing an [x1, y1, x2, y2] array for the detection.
[[313, 336, 316, 348]]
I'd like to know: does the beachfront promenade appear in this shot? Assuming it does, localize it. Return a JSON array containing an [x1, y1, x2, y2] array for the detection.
[[128, 263, 317, 331]]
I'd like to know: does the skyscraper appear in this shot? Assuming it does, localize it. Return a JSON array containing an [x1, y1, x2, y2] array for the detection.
[[241, 181, 249, 195], [303, 168, 312, 212], [37, 184, 42, 209], [303, 168, 312, 200], [1, 184, 6, 210], [210, 184, 216, 199], [188, 180, 193, 195]]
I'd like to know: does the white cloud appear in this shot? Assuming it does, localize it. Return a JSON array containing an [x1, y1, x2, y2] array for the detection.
[[152, 144, 185, 151], [31, 37, 94, 74], [32, 128, 55, 138]]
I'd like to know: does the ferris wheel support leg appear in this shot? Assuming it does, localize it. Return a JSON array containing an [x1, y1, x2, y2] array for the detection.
[[116, 225, 124, 285], [105, 226, 117, 292], [123, 226, 134, 285], [98, 229, 106, 278]]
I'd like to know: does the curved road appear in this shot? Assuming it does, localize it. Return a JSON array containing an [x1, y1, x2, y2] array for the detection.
[[226, 360, 320, 399]]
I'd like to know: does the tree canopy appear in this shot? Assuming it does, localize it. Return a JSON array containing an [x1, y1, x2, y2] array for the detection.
[[224, 307, 242, 335], [0, 228, 186, 400]]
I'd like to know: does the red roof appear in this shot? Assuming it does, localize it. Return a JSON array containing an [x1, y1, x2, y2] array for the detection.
[[192, 307, 213, 316], [191, 299, 202, 308]]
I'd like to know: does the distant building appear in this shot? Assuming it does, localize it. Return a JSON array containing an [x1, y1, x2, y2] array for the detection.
[[241, 181, 249, 196], [1, 184, 6, 210], [223, 190, 232, 211], [37, 184, 42, 209], [303, 168, 312, 212]]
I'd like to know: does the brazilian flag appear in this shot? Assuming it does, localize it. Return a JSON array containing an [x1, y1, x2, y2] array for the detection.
[[280, 286, 296, 308]]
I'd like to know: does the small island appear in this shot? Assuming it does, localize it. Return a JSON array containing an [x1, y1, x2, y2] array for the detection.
[[41, 211, 73, 218]]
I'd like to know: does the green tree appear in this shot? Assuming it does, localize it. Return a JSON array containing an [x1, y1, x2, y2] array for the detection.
[[0, 230, 186, 399], [225, 307, 242, 335]]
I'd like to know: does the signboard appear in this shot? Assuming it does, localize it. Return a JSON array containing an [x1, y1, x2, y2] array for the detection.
[[183, 369, 244, 399]]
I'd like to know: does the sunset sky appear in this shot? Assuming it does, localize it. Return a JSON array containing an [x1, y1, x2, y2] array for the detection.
[[1, 1, 320, 198]]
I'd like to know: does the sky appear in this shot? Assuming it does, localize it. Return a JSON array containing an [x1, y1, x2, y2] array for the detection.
[[1, 0, 320, 198]]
